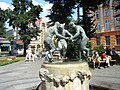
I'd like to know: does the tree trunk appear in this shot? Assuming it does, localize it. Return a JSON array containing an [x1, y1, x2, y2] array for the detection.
[[23, 42, 27, 56], [77, 4, 80, 20], [82, 4, 86, 29]]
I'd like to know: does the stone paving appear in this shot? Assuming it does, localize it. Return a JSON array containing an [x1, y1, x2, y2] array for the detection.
[[0, 58, 44, 90], [0, 58, 120, 90], [90, 65, 120, 90]]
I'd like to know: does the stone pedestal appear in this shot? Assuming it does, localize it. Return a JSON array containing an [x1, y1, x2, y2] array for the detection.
[[39, 61, 92, 90]]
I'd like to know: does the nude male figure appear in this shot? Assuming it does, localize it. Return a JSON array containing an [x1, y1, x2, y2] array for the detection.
[[44, 22, 68, 61], [69, 22, 89, 60], [57, 23, 73, 58]]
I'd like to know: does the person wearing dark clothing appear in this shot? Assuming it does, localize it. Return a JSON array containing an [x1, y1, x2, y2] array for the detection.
[[111, 48, 117, 59], [106, 48, 111, 56]]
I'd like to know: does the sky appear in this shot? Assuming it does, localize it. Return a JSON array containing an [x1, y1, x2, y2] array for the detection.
[[0, 0, 78, 29], [0, 0, 53, 20]]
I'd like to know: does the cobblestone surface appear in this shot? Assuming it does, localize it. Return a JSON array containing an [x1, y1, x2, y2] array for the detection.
[[90, 65, 120, 90], [0, 58, 44, 90], [0, 58, 120, 90]]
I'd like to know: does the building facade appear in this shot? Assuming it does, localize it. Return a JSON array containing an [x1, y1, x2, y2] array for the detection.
[[6, 17, 48, 55], [0, 38, 11, 56], [29, 17, 47, 50], [89, 0, 120, 51]]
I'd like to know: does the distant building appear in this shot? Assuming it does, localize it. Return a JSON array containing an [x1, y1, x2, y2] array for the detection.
[[29, 17, 47, 50], [6, 17, 48, 55], [89, 0, 120, 51], [11, 39, 24, 56], [6, 28, 20, 40], [0, 37, 11, 56]]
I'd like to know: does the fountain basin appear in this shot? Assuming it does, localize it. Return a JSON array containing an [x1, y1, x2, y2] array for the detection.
[[39, 61, 92, 90]]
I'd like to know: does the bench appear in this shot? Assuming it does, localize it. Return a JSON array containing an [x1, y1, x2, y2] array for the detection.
[[99, 59, 116, 66], [88, 56, 116, 68], [99, 55, 116, 66], [52, 51, 61, 59]]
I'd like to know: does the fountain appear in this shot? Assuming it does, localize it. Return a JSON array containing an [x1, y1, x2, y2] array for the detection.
[[38, 22, 92, 90]]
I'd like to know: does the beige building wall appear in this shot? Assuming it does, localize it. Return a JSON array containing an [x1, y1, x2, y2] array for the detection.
[[89, 0, 120, 51], [29, 17, 47, 50]]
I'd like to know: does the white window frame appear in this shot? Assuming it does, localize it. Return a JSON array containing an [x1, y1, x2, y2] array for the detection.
[[96, 11, 100, 19], [105, 20, 110, 30], [116, 17, 120, 28], [116, 35, 120, 45], [105, 36, 110, 45], [96, 22, 101, 30], [96, 37, 100, 45], [104, 8, 109, 16]]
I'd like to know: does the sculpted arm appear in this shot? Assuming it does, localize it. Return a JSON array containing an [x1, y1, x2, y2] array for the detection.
[[79, 26, 87, 39], [65, 30, 73, 37], [55, 29, 67, 39], [72, 27, 80, 40]]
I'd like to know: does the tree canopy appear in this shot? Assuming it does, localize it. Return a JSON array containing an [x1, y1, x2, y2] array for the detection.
[[44, 0, 106, 37], [44, 0, 106, 59], [8, 0, 43, 55], [0, 8, 8, 38], [45, 0, 76, 25]]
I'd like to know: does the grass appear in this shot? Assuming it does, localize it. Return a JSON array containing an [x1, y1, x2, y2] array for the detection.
[[0, 56, 25, 66]]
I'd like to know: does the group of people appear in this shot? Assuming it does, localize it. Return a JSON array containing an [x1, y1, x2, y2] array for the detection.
[[105, 47, 117, 59], [25, 48, 39, 62], [91, 47, 117, 69], [44, 21, 89, 62]]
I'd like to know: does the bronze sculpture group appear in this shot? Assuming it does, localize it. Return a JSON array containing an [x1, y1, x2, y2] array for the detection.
[[44, 21, 89, 62]]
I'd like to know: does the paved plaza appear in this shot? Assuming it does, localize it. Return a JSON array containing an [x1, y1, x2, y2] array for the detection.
[[90, 65, 120, 90], [0, 58, 120, 90], [0, 59, 44, 90]]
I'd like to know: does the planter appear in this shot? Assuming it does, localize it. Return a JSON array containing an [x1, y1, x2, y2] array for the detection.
[[0, 59, 7, 62], [7, 58, 12, 61], [11, 56, 16, 60]]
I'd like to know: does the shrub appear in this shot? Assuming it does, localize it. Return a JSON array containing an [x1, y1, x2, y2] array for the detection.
[[96, 44, 105, 55]]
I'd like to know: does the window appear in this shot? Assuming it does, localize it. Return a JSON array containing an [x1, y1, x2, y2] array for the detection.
[[42, 23, 45, 27], [96, 37, 100, 45], [96, 11, 100, 19], [116, 35, 120, 44], [114, 0, 119, 4], [114, 9, 120, 13], [105, 20, 110, 30], [104, 0, 109, 5], [96, 22, 101, 30], [116, 17, 120, 28], [105, 36, 110, 45], [104, 8, 109, 16]]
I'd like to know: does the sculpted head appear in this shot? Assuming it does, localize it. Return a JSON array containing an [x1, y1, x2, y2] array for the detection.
[[55, 22, 60, 27], [69, 22, 75, 27]]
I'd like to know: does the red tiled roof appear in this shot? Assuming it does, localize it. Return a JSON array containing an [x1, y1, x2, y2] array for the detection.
[[16, 39, 23, 43], [35, 17, 42, 25]]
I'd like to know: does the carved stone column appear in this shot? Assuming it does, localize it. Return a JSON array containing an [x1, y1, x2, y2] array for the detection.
[[39, 61, 92, 90]]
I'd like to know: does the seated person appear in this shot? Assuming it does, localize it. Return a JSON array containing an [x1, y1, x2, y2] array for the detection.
[[103, 55, 110, 67], [92, 51, 101, 69], [101, 53, 110, 67], [25, 48, 32, 61], [101, 52, 107, 58]]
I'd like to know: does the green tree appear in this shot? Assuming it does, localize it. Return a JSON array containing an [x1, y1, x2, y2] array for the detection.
[[0, 8, 8, 38], [8, 0, 42, 55], [45, 0, 76, 25], [44, 0, 106, 37], [44, 0, 106, 59], [7, 35, 15, 41], [43, 0, 107, 59], [77, 0, 106, 37], [96, 44, 105, 55]]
